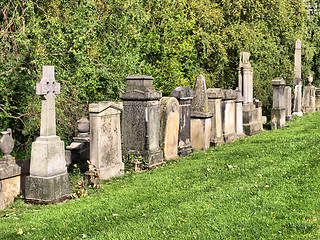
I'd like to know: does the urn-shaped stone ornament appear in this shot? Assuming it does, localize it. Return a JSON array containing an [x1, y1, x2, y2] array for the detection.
[[77, 117, 90, 133], [0, 128, 14, 158]]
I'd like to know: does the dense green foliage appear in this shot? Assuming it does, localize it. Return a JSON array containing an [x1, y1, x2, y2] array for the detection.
[[0, 0, 319, 156], [1, 112, 320, 239]]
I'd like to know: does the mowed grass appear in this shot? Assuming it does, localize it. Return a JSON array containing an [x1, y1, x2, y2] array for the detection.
[[1, 113, 320, 239]]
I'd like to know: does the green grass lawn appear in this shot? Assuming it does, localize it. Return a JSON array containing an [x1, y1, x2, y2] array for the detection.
[[1, 112, 320, 239]]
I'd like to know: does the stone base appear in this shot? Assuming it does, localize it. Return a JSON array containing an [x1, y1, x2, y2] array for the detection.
[[0, 175, 20, 210], [286, 115, 293, 122], [223, 131, 237, 143], [243, 122, 262, 136], [293, 112, 303, 117], [25, 173, 70, 202], [237, 132, 247, 139], [178, 145, 193, 157], [97, 162, 124, 180], [191, 118, 211, 150], [210, 137, 224, 147], [303, 107, 315, 113], [271, 108, 286, 129]]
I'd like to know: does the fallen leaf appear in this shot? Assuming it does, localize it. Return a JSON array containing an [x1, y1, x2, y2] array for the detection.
[[17, 229, 23, 235]]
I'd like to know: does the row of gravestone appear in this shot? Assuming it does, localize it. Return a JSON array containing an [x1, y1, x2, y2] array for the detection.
[[0, 52, 263, 209], [271, 74, 320, 129]]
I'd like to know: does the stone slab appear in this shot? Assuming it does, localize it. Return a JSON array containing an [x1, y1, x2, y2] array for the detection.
[[0, 175, 20, 210], [190, 118, 211, 150]]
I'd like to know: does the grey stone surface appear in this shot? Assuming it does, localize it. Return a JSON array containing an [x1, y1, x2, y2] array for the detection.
[[221, 90, 237, 142], [235, 89, 246, 138], [302, 74, 316, 113], [191, 74, 212, 150], [293, 85, 303, 116], [89, 101, 124, 179], [294, 39, 302, 81], [207, 88, 224, 146], [284, 86, 292, 121], [0, 175, 20, 210], [26, 66, 69, 202], [171, 87, 193, 156], [242, 103, 261, 136], [315, 88, 320, 111], [120, 75, 163, 165], [159, 97, 179, 160], [238, 52, 254, 104], [254, 99, 263, 130], [271, 77, 286, 129]]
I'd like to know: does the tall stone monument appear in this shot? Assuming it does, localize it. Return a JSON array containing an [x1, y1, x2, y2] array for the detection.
[[238, 52, 261, 135], [207, 88, 224, 146], [294, 39, 302, 87], [25, 66, 70, 202], [89, 102, 124, 179], [302, 74, 316, 113], [120, 76, 163, 166], [190, 74, 212, 150], [284, 86, 292, 121], [159, 97, 179, 160], [271, 77, 286, 129], [171, 87, 193, 156]]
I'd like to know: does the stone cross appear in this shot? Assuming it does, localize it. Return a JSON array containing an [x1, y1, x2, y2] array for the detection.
[[294, 39, 301, 85], [37, 66, 60, 137]]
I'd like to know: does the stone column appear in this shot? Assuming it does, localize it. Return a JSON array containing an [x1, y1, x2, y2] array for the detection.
[[284, 86, 292, 121], [0, 129, 21, 210], [89, 102, 124, 179], [235, 89, 246, 138], [190, 74, 212, 150], [120, 76, 163, 166], [294, 39, 302, 87], [271, 77, 286, 129], [238, 52, 262, 135], [207, 88, 224, 146], [171, 87, 193, 156], [25, 66, 70, 202], [293, 85, 303, 116], [221, 90, 237, 142], [302, 74, 316, 113], [159, 97, 179, 160]]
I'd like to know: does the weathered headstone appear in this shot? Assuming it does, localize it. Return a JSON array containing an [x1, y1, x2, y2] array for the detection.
[[315, 88, 320, 111], [171, 87, 193, 156], [293, 85, 303, 116], [302, 74, 316, 113], [271, 77, 286, 129], [89, 102, 124, 179], [221, 90, 237, 142], [254, 99, 263, 130], [235, 89, 246, 138], [207, 88, 224, 146], [120, 76, 163, 166], [238, 52, 262, 135], [294, 39, 302, 86], [159, 97, 179, 160], [0, 129, 21, 210], [66, 117, 90, 171], [284, 86, 292, 121], [25, 66, 70, 202], [191, 74, 212, 150]]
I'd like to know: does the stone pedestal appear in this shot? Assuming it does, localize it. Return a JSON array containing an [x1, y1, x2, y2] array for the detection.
[[221, 90, 237, 142], [120, 76, 163, 165], [315, 88, 320, 111], [235, 89, 246, 138], [284, 86, 292, 121], [293, 85, 303, 116], [254, 99, 263, 130], [271, 77, 286, 129], [89, 102, 124, 179], [207, 88, 224, 146], [159, 97, 179, 160], [191, 74, 212, 150], [25, 66, 69, 203], [242, 104, 261, 135], [302, 75, 316, 113], [171, 87, 193, 156]]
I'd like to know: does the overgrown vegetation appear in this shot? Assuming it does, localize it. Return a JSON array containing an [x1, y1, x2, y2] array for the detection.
[[0, 0, 320, 158], [1, 111, 320, 239]]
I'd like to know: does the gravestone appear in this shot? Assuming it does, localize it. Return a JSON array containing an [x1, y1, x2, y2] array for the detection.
[[0, 129, 21, 210], [171, 87, 193, 156], [271, 77, 286, 129], [302, 74, 316, 113], [254, 99, 263, 130], [207, 88, 224, 146], [159, 97, 179, 160], [120, 76, 163, 166], [293, 85, 303, 116], [315, 88, 320, 111], [238, 52, 262, 135], [235, 89, 246, 138], [284, 86, 292, 121], [89, 102, 124, 179], [25, 66, 70, 202], [66, 117, 90, 171], [191, 74, 212, 150], [221, 90, 237, 142]]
